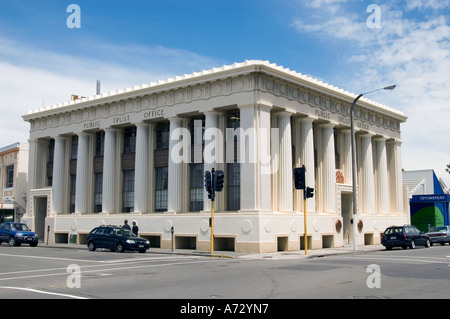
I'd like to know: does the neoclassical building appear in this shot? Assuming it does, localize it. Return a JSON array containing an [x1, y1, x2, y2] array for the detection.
[[22, 60, 408, 253]]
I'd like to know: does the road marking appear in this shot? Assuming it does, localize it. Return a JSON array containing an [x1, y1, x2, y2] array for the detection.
[[0, 253, 103, 264], [0, 286, 88, 299], [0, 259, 218, 282], [337, 255, 450, 264]]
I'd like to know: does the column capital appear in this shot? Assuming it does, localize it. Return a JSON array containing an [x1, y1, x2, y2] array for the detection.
[[296, 116, 315, 123], [135, 121, 150, 128], [373, 136, 388, 142], [386, 139, 402, 146], [320, 122, 335, 129], [168, 116, 183, 123], [204, 110, 220, 116]]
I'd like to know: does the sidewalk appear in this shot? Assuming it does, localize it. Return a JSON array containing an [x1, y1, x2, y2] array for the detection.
[[42, 242, 385, 259]]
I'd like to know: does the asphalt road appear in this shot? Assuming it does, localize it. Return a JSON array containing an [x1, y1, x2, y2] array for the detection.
[[0, 243, 448, 303]]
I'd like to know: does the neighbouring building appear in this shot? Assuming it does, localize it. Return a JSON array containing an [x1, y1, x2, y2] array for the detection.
[[403, 169, 450, 232], [22, 60, 408, 253], [0, 142, 29, 223]]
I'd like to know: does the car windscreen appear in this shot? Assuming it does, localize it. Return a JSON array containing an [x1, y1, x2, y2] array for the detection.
[[384, 227, 402, 235], [114, 228, 133, 237], [11, 224, 31, 231]]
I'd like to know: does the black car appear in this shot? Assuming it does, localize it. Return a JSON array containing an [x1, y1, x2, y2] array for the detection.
[[382, 225, 431, 250], [87, 225, 150, 253], [0, 222, 39, 247]]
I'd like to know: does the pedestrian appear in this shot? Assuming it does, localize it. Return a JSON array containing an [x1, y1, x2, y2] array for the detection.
[[122, 219, 131, 230], [132, 220, 139, 237]]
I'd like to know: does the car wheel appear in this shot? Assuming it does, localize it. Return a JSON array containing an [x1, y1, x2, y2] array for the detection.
[[8, 236, 17, 247], [138, 249, 146, 253], [30, 242, 38, 247], [425, 239, 431, 248], [116, 242, 125, 253], [88, 241, 96, 251], [409, 240, 416, 249]]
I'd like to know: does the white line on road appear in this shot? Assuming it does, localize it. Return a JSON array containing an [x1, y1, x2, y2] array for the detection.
[[337, 255, 450, 264], [0, 286, 89, 299], [0, 259, 217, 282]]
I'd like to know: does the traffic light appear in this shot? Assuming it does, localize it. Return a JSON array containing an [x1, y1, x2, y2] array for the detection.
[[293, 166, 306, 190], [305, 187, 314, 199], [205, 171, 213, 199], [215, 170, 224, 192]]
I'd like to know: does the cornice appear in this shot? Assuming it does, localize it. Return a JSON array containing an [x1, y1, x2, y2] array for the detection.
[[23, 60, 406, 123]]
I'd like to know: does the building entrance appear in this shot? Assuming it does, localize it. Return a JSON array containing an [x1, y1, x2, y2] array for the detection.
[[341, 193, 353, 245], [34, 197, 47, 241]]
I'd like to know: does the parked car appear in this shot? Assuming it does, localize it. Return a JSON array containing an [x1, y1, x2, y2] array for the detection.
[[382, 225, 430, 250], [0, 222, 39, 247], [426, 226, 450, 246], [87, 225, 150, 253]]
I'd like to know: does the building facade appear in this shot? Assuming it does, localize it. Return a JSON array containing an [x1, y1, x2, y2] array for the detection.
[[0, 142, 29, 223], [22, 60, 408, 253]]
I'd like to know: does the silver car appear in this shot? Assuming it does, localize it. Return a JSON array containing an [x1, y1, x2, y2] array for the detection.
[[427, 226, 450, 246]]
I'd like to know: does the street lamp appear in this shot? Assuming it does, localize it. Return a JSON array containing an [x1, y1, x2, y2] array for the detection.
[[350, 85, 396, 251]]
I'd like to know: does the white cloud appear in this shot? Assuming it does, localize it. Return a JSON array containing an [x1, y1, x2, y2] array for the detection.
[[0, 35, 224, 147], [290, 1, 450, 186]]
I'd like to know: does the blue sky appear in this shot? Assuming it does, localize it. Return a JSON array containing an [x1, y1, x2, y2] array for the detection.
[[1, 0, 449, 186]]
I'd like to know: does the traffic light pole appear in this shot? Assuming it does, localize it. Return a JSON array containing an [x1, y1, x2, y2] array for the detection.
[[210, 198, 214, 255], [205, 168, 224, 256], [303, 192, 308, 256]]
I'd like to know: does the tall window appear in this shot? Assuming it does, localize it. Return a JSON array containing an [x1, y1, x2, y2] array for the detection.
[[123, 127, 136, 154], [94, 172, 103, 213], [5, 165, 14, 188], [95, 131, 105, 157], [226, 110, 240, 211], [93, 132, 104, 213], [70, 175, 76, 213], [122, 170, 134, 212], [71, 135, 78, 160], [155, 167, 168, 212], [189, 164, 204, 211], [189, 116, 205, 211], [69, 136, 77, 213], [47, 139, 55, 186], [154, 122, 170, 212]]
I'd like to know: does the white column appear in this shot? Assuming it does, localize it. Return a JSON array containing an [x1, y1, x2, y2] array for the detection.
[[75, 132, 90, 214], [167, 117, 183, 213], [341, 130, 352, 185], [322, 124, 336, 213], [374, 137, 389, 214], [387, 140, 404, 214], [258, 104, 272, 212], [360, 134, 376, 214], [292, 117, 302, 212], [238, 104, 257, 211], [300, 117, 315, 213], [134, 123, 149, 213], [277, 112, 293, 212], [204, 111, 219, 212], [52, 136, 66, 214], [102, 128, 117, 214]]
